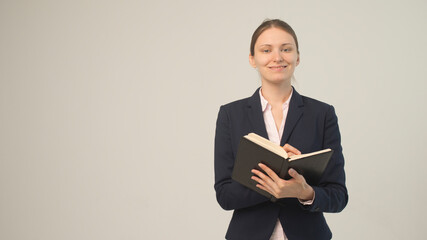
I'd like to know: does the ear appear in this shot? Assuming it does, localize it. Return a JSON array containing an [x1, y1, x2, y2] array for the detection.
[[296, 53, 300, 66], [249, 53, 256, 68]]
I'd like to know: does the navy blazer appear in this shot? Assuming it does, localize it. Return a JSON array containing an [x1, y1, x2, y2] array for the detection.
[[214, 87, 348, 240]]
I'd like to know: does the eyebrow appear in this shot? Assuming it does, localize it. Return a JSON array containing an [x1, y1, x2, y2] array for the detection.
[[259, 43, 294, 47]]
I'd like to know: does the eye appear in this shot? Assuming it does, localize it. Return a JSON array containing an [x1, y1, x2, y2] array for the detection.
[[262, 49, 271, 53], [281, 48, 291, 52]]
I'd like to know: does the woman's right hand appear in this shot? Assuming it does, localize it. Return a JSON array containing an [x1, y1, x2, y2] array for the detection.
[[283, 143, 301, 157]]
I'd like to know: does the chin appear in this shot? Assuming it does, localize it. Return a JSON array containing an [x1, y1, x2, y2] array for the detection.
[[264, 77, 291, 85]]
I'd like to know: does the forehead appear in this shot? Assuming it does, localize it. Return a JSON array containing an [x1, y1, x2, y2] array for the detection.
[[256, 27, 295, 46]]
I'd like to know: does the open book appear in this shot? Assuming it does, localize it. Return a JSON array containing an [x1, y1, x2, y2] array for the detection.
[[231, 133, 333, 200]]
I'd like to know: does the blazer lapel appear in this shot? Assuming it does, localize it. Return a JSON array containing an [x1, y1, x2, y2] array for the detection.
[[246, 88, 269, 139], [280, 88, 304, 146]]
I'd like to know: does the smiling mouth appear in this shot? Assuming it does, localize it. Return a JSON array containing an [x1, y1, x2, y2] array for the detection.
[[269, 65, 287, 69]]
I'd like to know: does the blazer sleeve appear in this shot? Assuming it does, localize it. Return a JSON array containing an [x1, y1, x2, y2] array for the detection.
[[214, 106, 269, 210], [299, 105, 348, 213]]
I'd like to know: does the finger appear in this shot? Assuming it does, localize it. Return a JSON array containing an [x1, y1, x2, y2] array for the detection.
[[288, 168, 304, 182], [256, 184, 277, 198], [283, 144, 301, 156], [251, 169, 275, 186], [258, 163, 281, 182], [251, 175, 276, 195], [256, 164, 285, 194], [251, 175, 266, 185], [251, 169, 268, 180]]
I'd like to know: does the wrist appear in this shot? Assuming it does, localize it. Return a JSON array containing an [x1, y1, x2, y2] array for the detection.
[[299, 185, 314, 201]]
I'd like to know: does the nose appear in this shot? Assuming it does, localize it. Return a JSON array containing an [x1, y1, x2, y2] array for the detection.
[[273, 50, 283, 62]]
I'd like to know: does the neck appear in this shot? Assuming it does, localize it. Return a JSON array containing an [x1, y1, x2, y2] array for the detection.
[[260, 80, 292, 104]]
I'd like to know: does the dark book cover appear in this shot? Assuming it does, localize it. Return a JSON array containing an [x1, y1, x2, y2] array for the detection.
[[231, 135, 333, 201]]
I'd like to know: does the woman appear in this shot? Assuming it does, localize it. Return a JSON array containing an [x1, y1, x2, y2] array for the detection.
[[214, 19, 348, 240]]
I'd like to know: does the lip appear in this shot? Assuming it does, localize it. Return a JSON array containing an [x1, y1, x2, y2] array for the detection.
[[268, 65, 287, 71]]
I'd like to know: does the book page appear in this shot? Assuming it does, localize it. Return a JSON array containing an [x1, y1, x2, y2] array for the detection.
[[288, 149, 332, 161], [245, 133, 288, 158]]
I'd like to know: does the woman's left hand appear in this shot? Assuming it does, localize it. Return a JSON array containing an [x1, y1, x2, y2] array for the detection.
[[251, 163, 314, 201]]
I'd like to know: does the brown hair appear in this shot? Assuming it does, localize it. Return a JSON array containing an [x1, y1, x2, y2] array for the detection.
[[250, 19, 299, 56]]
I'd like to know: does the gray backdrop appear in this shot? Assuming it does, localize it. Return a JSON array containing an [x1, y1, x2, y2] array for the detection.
[[1, 0, 426, 239]]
